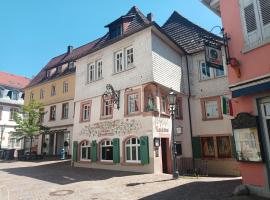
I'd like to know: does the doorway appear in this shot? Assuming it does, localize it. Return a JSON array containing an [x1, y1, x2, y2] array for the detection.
[[161, 138, 170, 174]]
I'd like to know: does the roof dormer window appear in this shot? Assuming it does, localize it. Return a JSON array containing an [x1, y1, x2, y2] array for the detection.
[[46, 70, 51, 78], [110, 24, 122, 39], [57, 66, 62, 74]]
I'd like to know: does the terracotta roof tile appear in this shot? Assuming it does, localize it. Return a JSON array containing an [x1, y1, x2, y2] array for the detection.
[[0, 71, 30, 89]]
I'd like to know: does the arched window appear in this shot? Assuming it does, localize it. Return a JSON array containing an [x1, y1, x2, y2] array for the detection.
[[101, 140, 113, 161], [125, 137, 140, 163], [80, 141, 91, 161]]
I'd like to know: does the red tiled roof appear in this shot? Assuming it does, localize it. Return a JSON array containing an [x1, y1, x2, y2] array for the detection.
[[27, 6, 151, 88], [0, 71, 30, 89]]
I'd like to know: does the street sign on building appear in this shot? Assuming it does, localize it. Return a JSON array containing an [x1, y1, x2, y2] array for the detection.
[[204, 42, 223, 69]]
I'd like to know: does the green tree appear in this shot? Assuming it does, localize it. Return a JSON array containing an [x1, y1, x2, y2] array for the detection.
[[13, 100, 48, 155]]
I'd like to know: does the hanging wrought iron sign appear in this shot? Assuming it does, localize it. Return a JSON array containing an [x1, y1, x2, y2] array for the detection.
[[103, 84, 120, 110], [204, 42, 223, 70]]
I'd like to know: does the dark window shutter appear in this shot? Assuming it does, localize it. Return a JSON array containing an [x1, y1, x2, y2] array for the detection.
[[113, 138, 120, 164], [7, 90, 12, 99], [259, 0, 270, 26], [230, 136, 237, 159], [192, 137, 202, 159], [91, 140, 97, 162], [72, 141, 78, 162], [244, 3, 257, 33], [140, 136, 149, 164]]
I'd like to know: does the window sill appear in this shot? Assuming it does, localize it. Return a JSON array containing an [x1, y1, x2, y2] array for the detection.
[[86, 77, 104, 85], [199, 75, 226, 82], [242, 38, 270, 54], [79, 119, 90, 123], [98, 161, 114, 165], [78, 160, 91, 163], [112, 66, 135, 75], [121, 162, 141, 166], [124, 111, 141, 117], [202, 116, 223, 121], [100, 115, 113, 120]]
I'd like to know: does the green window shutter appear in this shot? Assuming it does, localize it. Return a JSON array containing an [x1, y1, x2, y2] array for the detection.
[[192, 137, 202, 158], [230, 136, 237, 159], [91, 140, 97, 162], [72, 141, 78, 162], [140, 136, 149, 164], [113, 138, 120, 164]]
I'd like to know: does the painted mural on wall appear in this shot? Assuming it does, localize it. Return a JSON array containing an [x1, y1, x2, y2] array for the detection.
[[80, 119, 142, 138]]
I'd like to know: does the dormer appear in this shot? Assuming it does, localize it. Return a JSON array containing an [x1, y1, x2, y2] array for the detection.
[[105, 15, 135, 39]]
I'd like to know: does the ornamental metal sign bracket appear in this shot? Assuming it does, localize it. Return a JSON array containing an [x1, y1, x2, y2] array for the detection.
[[103, 84, 120, 110]]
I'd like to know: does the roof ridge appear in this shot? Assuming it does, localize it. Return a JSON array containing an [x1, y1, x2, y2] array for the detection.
[[163, 11, 222, 40], [0, 71, 30, 80]]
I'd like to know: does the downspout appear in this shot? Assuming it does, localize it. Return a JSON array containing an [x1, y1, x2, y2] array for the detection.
[[185, 55, 194, 161]]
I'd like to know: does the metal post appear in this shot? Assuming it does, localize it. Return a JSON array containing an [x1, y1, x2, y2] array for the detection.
[[171, 105, 179, 179]]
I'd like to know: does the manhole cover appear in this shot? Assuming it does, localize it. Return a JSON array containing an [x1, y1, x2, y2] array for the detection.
[[49, 189, 74, 196]]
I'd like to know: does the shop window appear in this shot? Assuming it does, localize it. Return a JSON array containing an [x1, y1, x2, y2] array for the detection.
[[125, 137, 141, 163], [80, 141, 91, 161], [216, 136, 232, 158], [201, 97, 222, 120], [49, 105, 56, 121], [201, 137, 215, 158], [101, 140, 113, 161]]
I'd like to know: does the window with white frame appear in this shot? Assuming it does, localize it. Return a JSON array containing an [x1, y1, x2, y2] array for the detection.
[[127, 93, 139, 114], [40, 89, 44, 99], [125, 47, 134, 69], [63, 81, 68, 93], [51, 85, 56, 96], [101, 140, 113, 161], [80, 141, 91, 161], [10, 107, 19, 120], [161, 96, 167, 113], [240, 0, 270, 50], [114, 51, 124, 73], [30, 92, 34, 100], [97, 60, 103, 80], [102, 98, 113, 117], [87, 63, 95, 83], [125, 137, 141, 163], [203, 99, 220, 119], [62, 103, 69, 119], [81, 103, 90, 122], [12, 91, 19, 100], [50, 105, 56, 121]]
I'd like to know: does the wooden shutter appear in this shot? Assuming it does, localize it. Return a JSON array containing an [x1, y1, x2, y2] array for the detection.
[[230, 136, 238, 159], [72, 141, 78, 162], [113, 138, 120, 164], [240, 0, 262, 48], [91, 140, 97, 162], [258, 0, 270, 40], [192, 137, 202, 159], [140, 136, 150, 164]]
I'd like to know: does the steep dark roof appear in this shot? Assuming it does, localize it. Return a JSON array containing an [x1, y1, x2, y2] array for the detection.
[[162, 11, 223, 54], [27, 6, 151, 88]]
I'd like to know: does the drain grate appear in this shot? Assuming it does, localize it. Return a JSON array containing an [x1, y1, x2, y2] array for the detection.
[[49, 189, 74, 196]]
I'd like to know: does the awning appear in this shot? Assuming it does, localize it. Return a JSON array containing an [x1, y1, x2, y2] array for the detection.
[[230, 75, 270, 98]]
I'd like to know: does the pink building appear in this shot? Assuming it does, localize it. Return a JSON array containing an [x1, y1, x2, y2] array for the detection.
[[202, 0, 270, 197]]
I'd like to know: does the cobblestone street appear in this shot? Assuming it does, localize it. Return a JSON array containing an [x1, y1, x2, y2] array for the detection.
[[0, 160, 267, 200]]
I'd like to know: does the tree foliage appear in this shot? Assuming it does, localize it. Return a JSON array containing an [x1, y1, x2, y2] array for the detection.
[[13, 100, 48, 138]]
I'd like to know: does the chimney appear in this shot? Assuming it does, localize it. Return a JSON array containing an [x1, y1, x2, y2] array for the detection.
[[147, 13, 154, 22], [67, 45, 73, 54]]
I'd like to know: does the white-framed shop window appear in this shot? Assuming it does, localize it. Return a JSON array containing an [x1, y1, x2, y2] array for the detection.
[[125, 137, 140, 163], [80, 141, 91, 161]]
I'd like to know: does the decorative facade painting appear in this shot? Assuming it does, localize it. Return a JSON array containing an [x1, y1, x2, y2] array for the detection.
[[80, 119, 142, 139]]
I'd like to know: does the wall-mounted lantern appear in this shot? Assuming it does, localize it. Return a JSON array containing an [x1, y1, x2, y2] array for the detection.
[[103, 84, 120, 110]]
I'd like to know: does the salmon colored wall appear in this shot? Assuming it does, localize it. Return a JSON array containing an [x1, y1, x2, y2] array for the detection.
[[239, 162, 265, 186], [220, 0, 270, 85], [231, 96, 254, 117]]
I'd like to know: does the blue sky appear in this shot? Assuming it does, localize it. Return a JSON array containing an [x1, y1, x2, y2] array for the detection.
[[0, 0, 221, 79]]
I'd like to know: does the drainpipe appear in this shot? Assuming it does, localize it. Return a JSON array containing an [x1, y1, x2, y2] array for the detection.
[[185, 55, 195, 162]]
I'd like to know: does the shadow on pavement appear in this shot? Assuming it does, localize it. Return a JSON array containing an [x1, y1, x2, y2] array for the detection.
[[0, 160, 141, 185], [138, 179, 267, 200]]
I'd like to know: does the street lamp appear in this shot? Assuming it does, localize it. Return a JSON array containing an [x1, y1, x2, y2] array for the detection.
[[0, 124, 6, 150], [168, 89, 179, 179]]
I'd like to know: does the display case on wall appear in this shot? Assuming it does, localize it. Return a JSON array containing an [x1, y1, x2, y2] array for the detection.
[[231, 113, 263, 162]]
